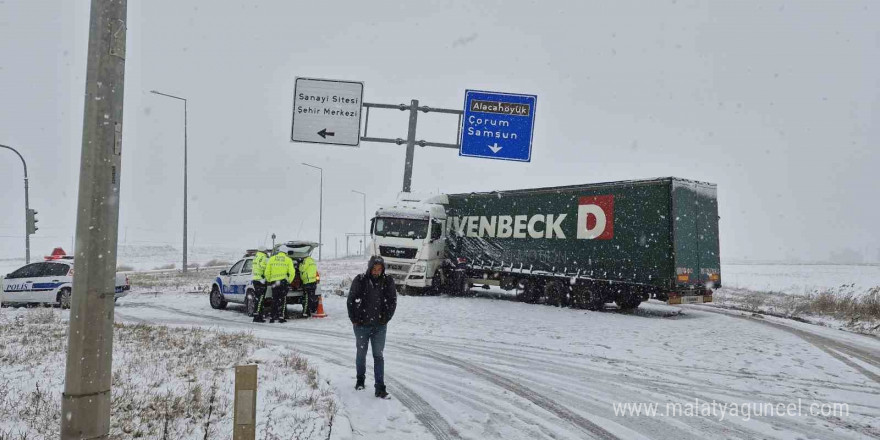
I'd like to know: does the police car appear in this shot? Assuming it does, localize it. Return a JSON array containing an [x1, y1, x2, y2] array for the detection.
[[209, 241, 322, 316], [0, 248, 131, 308]]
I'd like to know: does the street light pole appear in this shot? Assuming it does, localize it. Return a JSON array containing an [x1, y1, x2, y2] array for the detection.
[[352, 190, 367, 256], [0, 144, 30, 263], [149, 90, 188, 273], [302, 163, 323, 261]]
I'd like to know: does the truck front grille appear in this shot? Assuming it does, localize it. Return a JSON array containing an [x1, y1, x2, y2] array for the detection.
[[380, 246, 417, 259], [386, 263, 411, 273]]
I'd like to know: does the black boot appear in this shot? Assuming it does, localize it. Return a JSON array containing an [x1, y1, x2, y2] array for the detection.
[[355, 376, 365, 391], [252, 315, 265, 323], [375, 384, 388, 399]]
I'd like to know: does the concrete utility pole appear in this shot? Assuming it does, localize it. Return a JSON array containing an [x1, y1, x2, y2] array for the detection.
[[352, 189, 367, 255], [0, 144, 30, 263], [149, 90, 188, 272], [302, 162, 323, 261], [61, 0, 127, 438]]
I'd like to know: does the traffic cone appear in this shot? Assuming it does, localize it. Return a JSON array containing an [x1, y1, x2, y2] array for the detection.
[[312, 295, 328, 318]]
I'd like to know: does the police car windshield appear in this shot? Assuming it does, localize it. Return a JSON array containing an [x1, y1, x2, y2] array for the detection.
[[375, 217, 428, 239]]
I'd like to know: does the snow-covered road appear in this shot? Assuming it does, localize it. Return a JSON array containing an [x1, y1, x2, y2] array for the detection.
[[111, 261, 880, 440]]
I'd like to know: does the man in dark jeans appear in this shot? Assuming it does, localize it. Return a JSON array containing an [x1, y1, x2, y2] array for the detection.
[[347, 256, 397, 398]]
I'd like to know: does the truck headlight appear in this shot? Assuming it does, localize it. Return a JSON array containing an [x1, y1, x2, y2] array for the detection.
[[411, 263, 427, 273]]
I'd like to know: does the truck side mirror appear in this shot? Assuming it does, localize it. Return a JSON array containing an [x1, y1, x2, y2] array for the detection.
[[219, 270, 228, 276]]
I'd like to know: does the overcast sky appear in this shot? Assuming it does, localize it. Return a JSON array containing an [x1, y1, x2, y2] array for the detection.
[[1, 0, 877, 264]]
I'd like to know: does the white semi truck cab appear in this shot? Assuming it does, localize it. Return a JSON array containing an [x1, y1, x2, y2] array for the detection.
[[370, 193, 448, 293]]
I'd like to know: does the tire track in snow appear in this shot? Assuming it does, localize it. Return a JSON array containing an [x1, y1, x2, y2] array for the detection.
[[116, 306, 461, 440], [118, 300, 876, 439], [118, 303, 621, 439], [395, 342, 620, 440], [261, 338, 462, 440], [689, 306, 880, 385]]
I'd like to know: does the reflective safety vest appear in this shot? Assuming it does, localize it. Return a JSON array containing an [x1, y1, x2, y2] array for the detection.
[[252, 251, 268, 281], [264, 252, 295, 283], [299, 256, 318, 284]]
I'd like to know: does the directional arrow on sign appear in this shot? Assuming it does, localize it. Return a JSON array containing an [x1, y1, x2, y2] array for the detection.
[[317, 128, 335, 139], [488, 143, 502, 154]]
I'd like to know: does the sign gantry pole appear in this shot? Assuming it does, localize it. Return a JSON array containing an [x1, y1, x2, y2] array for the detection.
[[290, 78, 537, 193]]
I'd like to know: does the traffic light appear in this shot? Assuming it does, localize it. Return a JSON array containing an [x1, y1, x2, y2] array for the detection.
[[26, 209, 38, 235]]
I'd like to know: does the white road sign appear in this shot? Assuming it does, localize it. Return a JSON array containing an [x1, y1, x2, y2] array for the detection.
[[291, 77, 364, 146]]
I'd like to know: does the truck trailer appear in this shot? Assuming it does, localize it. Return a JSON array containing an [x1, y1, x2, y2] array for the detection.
[[369, 177, 720, 310]]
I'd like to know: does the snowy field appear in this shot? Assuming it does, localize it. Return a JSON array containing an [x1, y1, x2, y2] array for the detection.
[[2, 254, 879, 439], [722, 263, 880, 297], [0, 308, 338, 439], [11, 258, 868, 439], [0, 244, 245, 275]]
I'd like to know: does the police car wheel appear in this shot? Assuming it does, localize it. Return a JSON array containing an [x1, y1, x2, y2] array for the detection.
[[245, 291, 256, 316], [57, 288, 72, 309], [210, 286, 227, 310]]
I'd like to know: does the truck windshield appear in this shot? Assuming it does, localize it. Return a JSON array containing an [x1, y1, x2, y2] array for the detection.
[[375, 217, 429, 239]]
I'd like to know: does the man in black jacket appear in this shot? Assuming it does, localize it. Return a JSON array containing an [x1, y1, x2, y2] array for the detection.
[[347, 256, 397, 398]]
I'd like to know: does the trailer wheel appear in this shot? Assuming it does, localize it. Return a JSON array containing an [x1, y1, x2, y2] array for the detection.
[[570, 286, 587, 309], [500, 276, 517, 291], [615, 296, 641, 311], [572, 285, 605, 311], [516, 279, 540, 304], [544, 281, 567, 307]]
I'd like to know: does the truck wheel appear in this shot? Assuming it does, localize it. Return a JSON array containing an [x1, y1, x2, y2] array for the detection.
[[245, 290, 256, 316], [544, 281, 568, 307], [516, 279, 540, 304], [570, 286, 588, 309], [210, 286, 227, 310], [57, 288, 72, 309], [500, 276, 517, 291]]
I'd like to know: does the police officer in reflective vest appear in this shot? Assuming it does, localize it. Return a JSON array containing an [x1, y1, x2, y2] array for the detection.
[[264, 249, 295, 323], [299, 255, 318, 317], [251, 248, 270, 323]]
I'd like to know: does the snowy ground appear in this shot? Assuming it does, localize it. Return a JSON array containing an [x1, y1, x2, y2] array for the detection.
[[93, 258, 880, 440], [0, 308, 338, 439], [715, 264, 880, 336], [2, 255, 879, 439]]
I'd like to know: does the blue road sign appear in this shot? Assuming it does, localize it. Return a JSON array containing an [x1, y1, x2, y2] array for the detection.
[[460, 90, 537, 162]]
